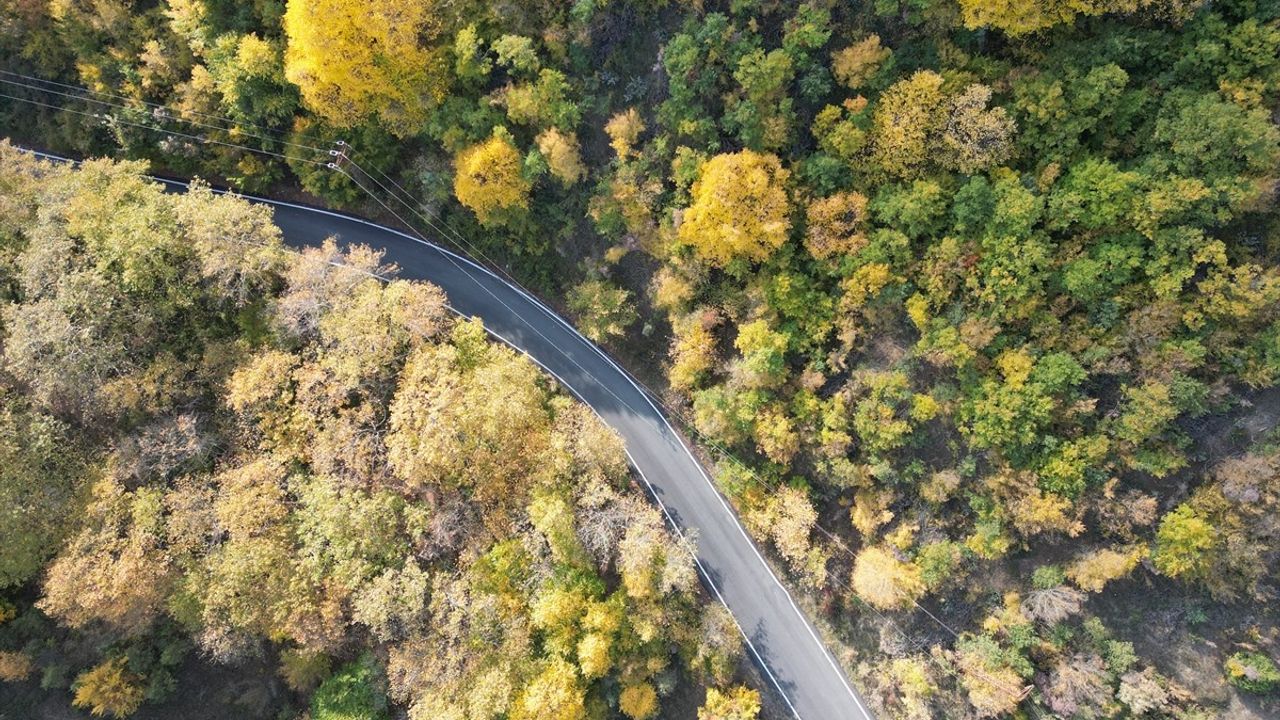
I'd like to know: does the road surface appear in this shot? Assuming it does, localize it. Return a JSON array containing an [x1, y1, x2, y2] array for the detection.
[[28, 149, 872, 720]]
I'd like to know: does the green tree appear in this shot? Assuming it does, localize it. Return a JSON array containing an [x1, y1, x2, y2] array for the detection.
[[567, 279, 638, 343], [311, 656, 389, 720], [0, 399, 83, 588], [1225, 652, 1280, 694]]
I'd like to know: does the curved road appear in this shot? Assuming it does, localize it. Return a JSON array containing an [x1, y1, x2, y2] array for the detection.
[[29, 149, 871, 720]]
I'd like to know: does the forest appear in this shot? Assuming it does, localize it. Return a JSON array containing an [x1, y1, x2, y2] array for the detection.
[[0, 148, 750, 719], [1, 0, 1280, 718]]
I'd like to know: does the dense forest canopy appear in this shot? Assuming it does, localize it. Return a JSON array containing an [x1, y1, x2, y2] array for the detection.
[[0, 147, 751, 719], [2, 0, 1280, 717]]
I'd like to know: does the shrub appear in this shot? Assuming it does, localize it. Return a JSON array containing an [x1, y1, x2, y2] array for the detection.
[[0, 650, 33, 681], [1225, 652, 1280, 694], [311, 655, 389, 720]]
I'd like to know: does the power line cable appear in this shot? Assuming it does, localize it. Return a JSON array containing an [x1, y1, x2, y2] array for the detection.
[[0, 74, 330, 156], [0, 90, 326, 167], [0, 68, 332, 150]]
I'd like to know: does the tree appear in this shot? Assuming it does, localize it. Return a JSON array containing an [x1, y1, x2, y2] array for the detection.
[[699, 685, 761, 720], [688, 605, 744, 685], [954, 642, 1025, 718], [567, 279, 638, 343], [204, 33, 300, 134], [750, 486, 829, 588], [386, 327, 552, 517], [1045, 157, 1140, 233], [957, 0, 1198, 37], [1152, 90, 1280, 183], [493, 35, 539, 75], [170, 183, 289, 303], [870, 70, 945, 178], [0, 651, 33, 681], [311, 656, 389, 720], [724, 48, 795, 150], [831, 35, 890, 90], [605, 108, 645, 159], [513, 658, 586, 720], [964, 350, 1085, 463], [1151, 504, 1216, 580], [617, 504, 698, 601], [1225, 652, 1280, 694], [351, 561, 430, 642], [1066, 546, 1145, 593], [279, 649, 333, 693], [453, 133, 532, 226], [72, 657, 145, 719], [851, 371, 933, 456], [40, 479, 174, 637], [620, 683, 658, 719], [669, 311, 719, 391], [1023, 585, 1085, 625], [934, 85, 1016, 174], [0, 400, 83, 589], [503, 70, 580, 129], [733, 320, 789, 389], [678, 151, 791, 267], [804, 191, 869, 261], [1118, 667, 1170, 715], [1043, 653, 1111, 719], [283, 0, 450, 135], [536, 129, 586, 185], [851, 546, 924, 610]]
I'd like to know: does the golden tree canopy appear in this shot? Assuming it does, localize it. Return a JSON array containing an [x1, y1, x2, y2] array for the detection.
[[678, 150, 791, 267], [831, 35, 891, 90], [283, 0, 449, 135], [453, 134, 532, 225], [870, 70, 945, 178], [850, 545, 925, 610], [698, 685, 761, 720], [958, 0, 1200, 37], [804, 190, 869, 260], [536, 128, 586, 185]]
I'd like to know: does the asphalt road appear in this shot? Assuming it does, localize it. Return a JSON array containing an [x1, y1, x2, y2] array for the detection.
[[29, 147, 871, 720]]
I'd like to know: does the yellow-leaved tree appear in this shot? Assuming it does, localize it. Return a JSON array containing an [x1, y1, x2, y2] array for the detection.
[[453, 133, 532, 226], [958, 0, 1200, 37], [851, 545, 925, 610], [512, 658, 586, 720], [283, 0, 449, 135], [678, 150, 790, 267], [72, 657, 145, 719], [869, 70, 945, 179], [536, 128, 586, 185], [619, 683, 658, 719], [699, 685, 761, 720]]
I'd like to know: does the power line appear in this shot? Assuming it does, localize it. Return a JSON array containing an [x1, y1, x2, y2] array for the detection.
[[0, 90, 326, 167], [0, 68, 332, 151], [0, 73, 330, 157]]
